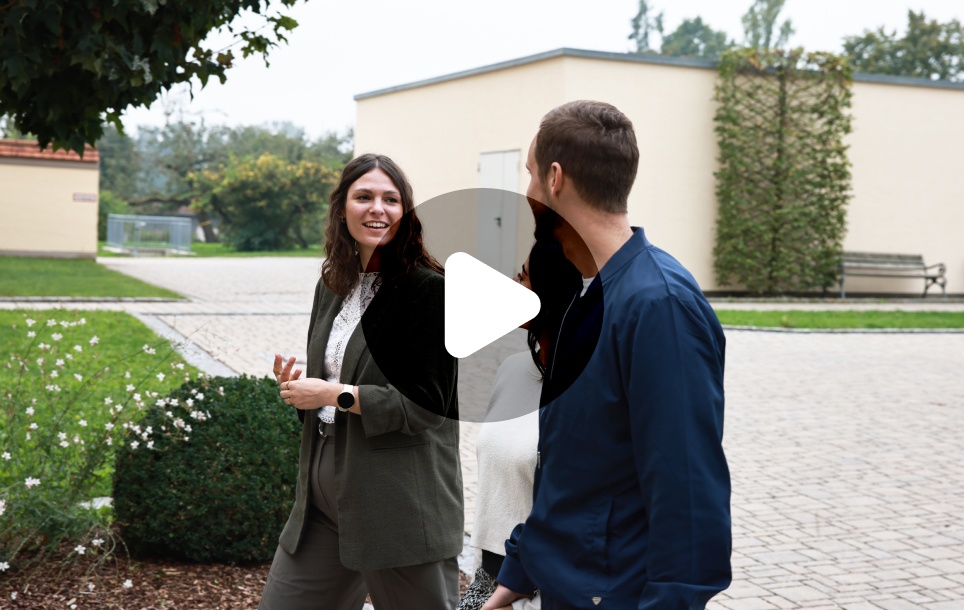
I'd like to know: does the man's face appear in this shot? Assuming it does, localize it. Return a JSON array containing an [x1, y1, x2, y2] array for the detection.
[[525, 135, 552, 211]]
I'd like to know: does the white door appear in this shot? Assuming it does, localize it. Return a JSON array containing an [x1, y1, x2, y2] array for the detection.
[[477, 151, 520, 277]]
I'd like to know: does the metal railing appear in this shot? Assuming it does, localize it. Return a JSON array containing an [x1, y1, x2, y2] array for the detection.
[[106, 214, 193, 255]]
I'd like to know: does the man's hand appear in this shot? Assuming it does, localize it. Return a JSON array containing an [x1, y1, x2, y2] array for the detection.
[[481, 584, 528, 610]]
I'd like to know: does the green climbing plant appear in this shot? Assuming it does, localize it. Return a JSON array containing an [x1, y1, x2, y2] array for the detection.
[[713, 48, 853, 295]]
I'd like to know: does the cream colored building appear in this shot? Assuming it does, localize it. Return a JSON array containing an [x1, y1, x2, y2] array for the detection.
[[0, 139, 100, 259], [355, 48, 964, 296]]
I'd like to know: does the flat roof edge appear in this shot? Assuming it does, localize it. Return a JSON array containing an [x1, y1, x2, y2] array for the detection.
[[354, 47, 964, 100]]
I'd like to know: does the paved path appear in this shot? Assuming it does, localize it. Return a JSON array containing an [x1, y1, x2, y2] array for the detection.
[[4, 257, 963, 609]]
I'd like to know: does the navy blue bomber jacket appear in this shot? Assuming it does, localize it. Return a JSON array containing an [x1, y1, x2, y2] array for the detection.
[[497, 227, 732, 609]]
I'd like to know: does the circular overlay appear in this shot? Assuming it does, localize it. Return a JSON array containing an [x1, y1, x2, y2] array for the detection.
[[360, 188, 602, 423]]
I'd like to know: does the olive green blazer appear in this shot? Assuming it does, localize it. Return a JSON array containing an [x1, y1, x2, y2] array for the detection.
[[278, 266, 463, 571]]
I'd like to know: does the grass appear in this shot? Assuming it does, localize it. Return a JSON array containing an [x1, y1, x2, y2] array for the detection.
[[0, 309, 202, 497], [714, 309, 964, 329], [97, 241, 323, 258], [0, 257, 183, 299]]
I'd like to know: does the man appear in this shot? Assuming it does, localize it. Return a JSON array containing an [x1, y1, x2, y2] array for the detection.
[[482, 101, 731, 610]]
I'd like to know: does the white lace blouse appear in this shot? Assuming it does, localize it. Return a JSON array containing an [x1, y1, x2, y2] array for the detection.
[[319, 272, 380, 424]]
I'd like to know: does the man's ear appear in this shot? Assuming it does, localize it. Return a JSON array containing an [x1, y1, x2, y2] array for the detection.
[[548, 162, 564, 197]]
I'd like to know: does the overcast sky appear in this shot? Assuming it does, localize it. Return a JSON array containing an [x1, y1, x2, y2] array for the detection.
[[121, 0, 964, 138]]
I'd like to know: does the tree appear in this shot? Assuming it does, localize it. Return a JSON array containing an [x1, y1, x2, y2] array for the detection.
[[628, 0, 664, 53], [661, 17, 734, 60], [189, 153, 337, 251], [742, 0, 794, 51], [0, 0, 300, 154], [713, 48, 853, 295], [843, 11, 964, 81]]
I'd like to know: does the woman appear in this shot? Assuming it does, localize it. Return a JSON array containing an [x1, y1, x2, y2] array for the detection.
[[458, 238, 583, 610], [260, 153, 463, 610]]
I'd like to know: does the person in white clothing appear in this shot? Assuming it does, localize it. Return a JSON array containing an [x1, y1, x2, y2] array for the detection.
[[458, 236, 583, 610]]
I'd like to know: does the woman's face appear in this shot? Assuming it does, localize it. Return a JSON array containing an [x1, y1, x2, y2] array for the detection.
[[514, 256, 533, 329], [344, 167, 404, 265]]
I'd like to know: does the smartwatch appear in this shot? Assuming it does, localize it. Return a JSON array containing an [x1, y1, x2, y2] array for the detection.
[[337, 384, 355, 412]]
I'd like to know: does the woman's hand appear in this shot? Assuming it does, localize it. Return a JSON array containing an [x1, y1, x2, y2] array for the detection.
[[273, 354, 302, 386], [279, 377, 333, 410]]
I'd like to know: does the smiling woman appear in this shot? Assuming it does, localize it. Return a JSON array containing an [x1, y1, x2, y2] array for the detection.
[[259, 154, 463, 610]]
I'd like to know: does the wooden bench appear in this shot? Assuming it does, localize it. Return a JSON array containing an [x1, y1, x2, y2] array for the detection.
[[839, 252, 947, 298]]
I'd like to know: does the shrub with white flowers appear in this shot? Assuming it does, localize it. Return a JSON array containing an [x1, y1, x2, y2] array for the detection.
[[1, 311, 197, 575]]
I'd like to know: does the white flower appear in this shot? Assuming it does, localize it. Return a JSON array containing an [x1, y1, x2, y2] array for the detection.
[[2, 452, 11, 460], [25, 432, 30, 440], [126, 384, 135, 392], [59, 432, 68, 440], [0, 499, 6, 515], [73, 435, 82, 445], [50, 370, 59, 378], [25, 477, 40, 488], [156, 372, 165, 382], [185, 398, 194, 407], [0, 562, 9, 572], [146, 441, 154, 449], [133, 393, 141, 402], [74, 345, 83, 352], [91, 538, 104, 547], [124, 371, 131, 378], [10, 591, 17, 599], [196, 393, 204, 401], [105, 422, 114, 430], [74, 373, 83, 382], [123, 579, 133, 588], [38, 342, 49, 350], [79, 419, 87, 427], [55, 359, 64, 367], [28, 422, 38, 430], [89, 335, 99, 346], [105, 437, 113, 446], [155, 399, 166, 407], [36, 357, 44, 365], [26, 407, 34, 416], [176, 362, 185, 369], [74, 545, 86, 555], [51, 332, 63, 341], [183, 436, 189, 442], [60, 320, 70, 328], [104, 397, 113, 405], [25, 318, 35, 327], [46, 319, 57, 327], [88, 581, 96, 589], [130, 440, 139, 449], [79, 317, 86, 325], [60, 441, 70, 448], [27, 331, 36, 338], [65, 353, 73, 360]]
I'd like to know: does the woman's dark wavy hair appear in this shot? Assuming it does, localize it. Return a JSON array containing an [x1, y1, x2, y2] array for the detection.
[[525, 237, 583, 379], [322, 153, 443, 296]]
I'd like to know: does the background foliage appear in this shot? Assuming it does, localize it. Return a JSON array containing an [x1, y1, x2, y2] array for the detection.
[[113, 375, 300, 564], [713, 48, 853, 295], [843, 10, 964, 82], [0, 0, 300, 154], [189, 152, 337, 251]]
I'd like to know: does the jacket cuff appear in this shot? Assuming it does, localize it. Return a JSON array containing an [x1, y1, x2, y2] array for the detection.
[[496, 552, 537, 596]]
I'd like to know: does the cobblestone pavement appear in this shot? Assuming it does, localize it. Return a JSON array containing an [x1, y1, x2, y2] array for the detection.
[[4, 257, 963, 609]]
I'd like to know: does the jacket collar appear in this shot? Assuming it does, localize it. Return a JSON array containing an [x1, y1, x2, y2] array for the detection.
[[600, 226, 651, 287]]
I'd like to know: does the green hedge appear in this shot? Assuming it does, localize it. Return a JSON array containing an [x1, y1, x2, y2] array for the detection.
[[113, 375, 301, 563]]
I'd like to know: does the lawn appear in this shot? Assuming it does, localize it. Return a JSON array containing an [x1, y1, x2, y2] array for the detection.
[[0, 309, 201, 498], [98, 241, 323, 258], [714, 309, 964, 329], [0, 257, 183, 299]]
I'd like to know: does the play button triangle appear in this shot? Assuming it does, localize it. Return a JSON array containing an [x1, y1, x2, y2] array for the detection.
[[444, 252, 541, 359]]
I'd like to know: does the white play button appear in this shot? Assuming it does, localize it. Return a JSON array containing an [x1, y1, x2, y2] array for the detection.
[[444, 252, 541, 358]]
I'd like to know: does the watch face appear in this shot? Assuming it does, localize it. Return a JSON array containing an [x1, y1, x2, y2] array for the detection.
[[337, 391, 354, 409]]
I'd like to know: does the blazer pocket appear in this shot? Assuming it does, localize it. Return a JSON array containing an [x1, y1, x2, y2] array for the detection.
[[369, 432, 429, 452]]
